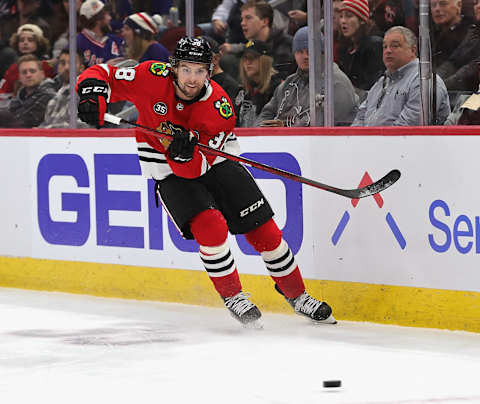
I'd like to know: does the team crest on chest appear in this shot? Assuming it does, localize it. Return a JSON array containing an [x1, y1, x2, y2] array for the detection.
[[176, 103, 184, 111], [149, 62, 169, 77], [214, 96, 233, 119], [153, 102, 168, 115]]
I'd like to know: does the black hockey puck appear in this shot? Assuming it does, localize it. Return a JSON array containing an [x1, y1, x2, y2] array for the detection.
[[323, 380, 341, 388]]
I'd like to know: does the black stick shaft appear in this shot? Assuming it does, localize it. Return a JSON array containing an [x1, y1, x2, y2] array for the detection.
[[104, 113, 400, 199]]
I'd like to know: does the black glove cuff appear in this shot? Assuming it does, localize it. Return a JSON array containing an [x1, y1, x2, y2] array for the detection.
[[78, 78, 109, 99]]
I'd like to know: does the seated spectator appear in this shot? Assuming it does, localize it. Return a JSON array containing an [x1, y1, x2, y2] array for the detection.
[[234, 39, 281, 127], [51, 0, 83, 60], [256, 26, 358, 127], [0, 31, 16, 82], [431, 0, 473, 69], [122, 12, 170, 62], [0, 0, 51, 46], [333, 0, 344, 62], [6, 54, 55, 127], [436, 0, 480, 93], [219, 0, 295, 80], [0, 24, 55, 97], [203, 36, 240, 104], [77, 0, 124, 67], [443, 91, 476, 124], [456, 92, 480, 124], [371, 0, 418, 36], [352, 26, 451, 126], [39, 49, 89, 128], [337, 0, 385, 98]]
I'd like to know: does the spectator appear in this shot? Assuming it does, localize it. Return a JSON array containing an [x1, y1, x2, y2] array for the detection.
[[220, 1, 295, 80], [52, 0, 83, 60], [352, 26, 451, 126], [333, 0, 344, 61], [203, 35, 240, 104], [0, 24, 55, 98], [77, 0, 124, 67], [122, 12, 170, 62], [256, 26, 358, 127], [0, 0, 51, 45], [40, 49, 89, 128], [7, 54, 55, 127], [455, 91, 480, 124], [0, 30, 16, 80], [371, 0, 418, 36], [234, 39, 281, 127], [431, 0, 473, 69], [436, 0, 480, 93], [337, 0, 385, 98]]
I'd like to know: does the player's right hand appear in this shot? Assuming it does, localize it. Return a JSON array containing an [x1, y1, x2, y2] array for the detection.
[[168, 129, 199, 163], [77, 78, 109, 128]]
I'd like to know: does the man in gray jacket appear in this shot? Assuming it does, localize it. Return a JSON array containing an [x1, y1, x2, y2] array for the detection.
[[352, 26, 451, 126], [7, 54, 56, 128], [255, 26, 359, 127]]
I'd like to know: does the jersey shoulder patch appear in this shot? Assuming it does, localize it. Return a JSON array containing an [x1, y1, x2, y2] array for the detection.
[[148, 62, 171, 78], [213, 96, 234, 120]]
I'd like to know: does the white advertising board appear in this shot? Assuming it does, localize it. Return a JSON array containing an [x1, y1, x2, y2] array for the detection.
[[1, 135, 479, 293]]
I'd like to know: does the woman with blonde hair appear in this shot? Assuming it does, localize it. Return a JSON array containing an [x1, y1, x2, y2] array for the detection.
[[122, 12, 170, 62], [235, 40, 281, 127]]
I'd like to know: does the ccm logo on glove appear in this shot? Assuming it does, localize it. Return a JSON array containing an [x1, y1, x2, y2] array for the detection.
[[80, 86, 109, 95]]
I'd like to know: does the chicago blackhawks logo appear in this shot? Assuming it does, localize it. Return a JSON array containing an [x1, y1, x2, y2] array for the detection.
[[149, 62, 169, 77], [214, 96, 233, 119]]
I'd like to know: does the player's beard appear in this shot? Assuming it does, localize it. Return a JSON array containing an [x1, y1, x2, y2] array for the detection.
[[176, 80, 203, 100]]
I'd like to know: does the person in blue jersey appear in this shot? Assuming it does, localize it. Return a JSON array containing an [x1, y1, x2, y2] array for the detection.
[[76, 0, 124, 67], [122, 12, 170, 63]]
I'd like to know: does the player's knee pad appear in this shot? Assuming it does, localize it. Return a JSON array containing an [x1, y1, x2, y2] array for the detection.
[[190, 209, 228, 246], [244, 218, 282, 252]]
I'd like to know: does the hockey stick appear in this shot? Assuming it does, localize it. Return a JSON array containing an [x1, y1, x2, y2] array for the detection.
[[104, 113, 400, 199]]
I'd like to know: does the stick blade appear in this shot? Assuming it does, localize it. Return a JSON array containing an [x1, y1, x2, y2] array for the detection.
[[342, 169, 401, 199]]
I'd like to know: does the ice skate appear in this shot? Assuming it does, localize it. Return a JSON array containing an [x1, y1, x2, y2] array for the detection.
[[223, 292, 263, 328], [275, 284, 337, 324]]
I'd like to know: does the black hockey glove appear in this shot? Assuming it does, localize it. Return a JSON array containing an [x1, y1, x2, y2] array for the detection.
[[168, 129, 199, 163], [77, 78, 109, 128]]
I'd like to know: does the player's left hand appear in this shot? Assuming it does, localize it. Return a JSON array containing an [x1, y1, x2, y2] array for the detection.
[[168, 129, 199, 163]]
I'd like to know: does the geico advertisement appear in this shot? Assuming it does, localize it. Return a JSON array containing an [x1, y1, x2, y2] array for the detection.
[[1, 135, 480, 292]]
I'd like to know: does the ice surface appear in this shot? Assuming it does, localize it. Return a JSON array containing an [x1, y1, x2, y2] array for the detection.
[[1, 287, 480, 404]]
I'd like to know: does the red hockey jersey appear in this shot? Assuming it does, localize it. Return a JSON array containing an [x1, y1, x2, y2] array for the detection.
[[76, 61, 238, 180]]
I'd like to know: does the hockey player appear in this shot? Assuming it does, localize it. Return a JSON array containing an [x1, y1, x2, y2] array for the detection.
[[75, 36, 336, 327]]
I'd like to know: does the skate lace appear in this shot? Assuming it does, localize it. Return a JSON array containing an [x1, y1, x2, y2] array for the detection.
[[294, 292, 322, 315], [224, 292, 255, 316]]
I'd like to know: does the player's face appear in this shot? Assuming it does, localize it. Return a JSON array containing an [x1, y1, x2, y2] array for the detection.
[[18, 32, 37, 55], [174, 61, 209, 100]]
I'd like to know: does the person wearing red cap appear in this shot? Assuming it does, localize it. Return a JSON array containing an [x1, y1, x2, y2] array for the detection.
[[122, 12, 170, 63], [337, 0, 385, 98]]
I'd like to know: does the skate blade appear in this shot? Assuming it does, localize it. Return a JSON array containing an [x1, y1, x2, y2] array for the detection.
[[242, 319, 264, 330], [312, 314, 337, 325]]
